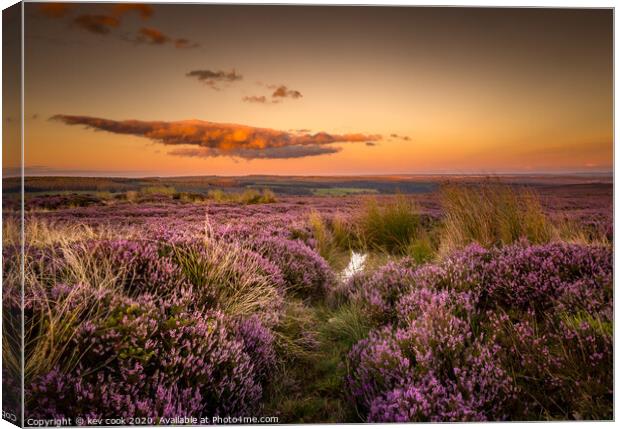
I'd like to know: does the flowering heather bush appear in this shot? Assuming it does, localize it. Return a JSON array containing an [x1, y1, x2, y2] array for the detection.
[[20, 228, 286, 421], [93, 240, 188, 296], [368, 344, 514, 422], [252, 235, 336, 300], [27, 293, 274, 420], [489, 309, 612, 419], [347, 242, 612, 421], [346, 327, 412, 412], [235, 315, 277, 382], [346, 259, 417, 325], [479, 242, 612, 314]]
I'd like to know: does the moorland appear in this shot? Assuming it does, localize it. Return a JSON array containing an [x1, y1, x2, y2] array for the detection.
[[2, 174, 613, 422]]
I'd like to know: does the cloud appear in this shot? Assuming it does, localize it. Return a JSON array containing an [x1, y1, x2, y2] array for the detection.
[[111, 4, 154, 19], [271, 85, 303, 99], [174, 38, 199, 49], [73, 14, 120, 35], [133, 27, 199, 48], [38, 3, 196, 48], [137, 27, 169, 45], [244, 83, 303, 104], [390, 133, 411, 141], [37, 3, 73, 18], [365, 141, 377, 146], [187, 70, 243, 90], [168, 145, 340, 159], [51, 115, 381, 160], [242, 95, 269, 104]]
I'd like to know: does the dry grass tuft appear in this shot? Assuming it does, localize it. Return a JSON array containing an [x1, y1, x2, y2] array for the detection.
[[439, 181, 553, 254]]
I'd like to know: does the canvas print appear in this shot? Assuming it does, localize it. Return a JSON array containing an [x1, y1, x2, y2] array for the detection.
[[2, 2, 613, 426]]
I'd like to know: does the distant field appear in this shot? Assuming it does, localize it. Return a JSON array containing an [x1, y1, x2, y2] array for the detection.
[[311, 187, 379, 196], [3, 174, 611, 197]]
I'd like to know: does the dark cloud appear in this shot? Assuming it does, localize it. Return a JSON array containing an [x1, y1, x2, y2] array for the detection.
[[365, 141, 377, 146], [187, 70, 243, 90], [245, 83, 303, 105], [169, 145, 340, 159], [73, 14, 120, 35], [51, 115, 381, 160], [271, 85, 303, 99]]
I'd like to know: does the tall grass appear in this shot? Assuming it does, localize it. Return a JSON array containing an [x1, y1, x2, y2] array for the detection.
[[439, 182, 553, 254], [4, 217, 139, 248], [358, 196, 420, 254], [21, 238, 129, 388], [171, 240, 282, 323], [4, 217, 132, 389]]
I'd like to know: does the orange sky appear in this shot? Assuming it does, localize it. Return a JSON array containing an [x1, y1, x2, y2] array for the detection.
[[13, 4, 613, 176]]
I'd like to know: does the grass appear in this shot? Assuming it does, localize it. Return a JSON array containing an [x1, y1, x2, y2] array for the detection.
[[12, 218, 138, 387], [265, 300, 370, 423], [171, 238, 282, 323], [439, 181, 553, 254], [140, 185, 177, 197], [319, 302, 373, 349], [357, 195, 421, 254], [207, 188, 277, 204], [21, 238, 129, 392], [404, 231, 436, 263], [307, 211, 356, 271]]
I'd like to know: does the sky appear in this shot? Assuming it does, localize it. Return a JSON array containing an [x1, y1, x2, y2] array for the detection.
[[13, 3, 614, 176]]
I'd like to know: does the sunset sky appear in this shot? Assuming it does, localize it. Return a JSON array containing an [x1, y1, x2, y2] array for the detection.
[[17, 3, 613, 176]]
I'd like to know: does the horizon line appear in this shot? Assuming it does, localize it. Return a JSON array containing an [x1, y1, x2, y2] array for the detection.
[[4, 171, 614, 180]]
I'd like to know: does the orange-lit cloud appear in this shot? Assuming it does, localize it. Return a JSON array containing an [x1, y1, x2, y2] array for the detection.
[[134, 27, 199, 49], [51, 115, 381, 159], [73, 14, 120, 35], [111, 4, 154, 20], [187, 69, 243, 90], [38, 3, 195, 48], [37, 3, 73, 18], [137, 27, 169, 45]]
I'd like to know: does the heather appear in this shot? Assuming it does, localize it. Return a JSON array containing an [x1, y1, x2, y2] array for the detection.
[[345, 242, 612, 421], [2, 181, 612, 423]]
